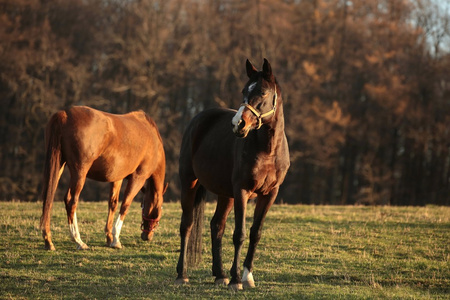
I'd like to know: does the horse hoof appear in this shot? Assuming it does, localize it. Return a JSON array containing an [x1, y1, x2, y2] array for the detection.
[[110, 242, 122, 249], [228, 283, 243, 291], [77, 243, 89, 250], [44, 243, 56, 251], [243, 280, 255, 289], [215, 278, 230, 286], [174, 278, 189, 285]]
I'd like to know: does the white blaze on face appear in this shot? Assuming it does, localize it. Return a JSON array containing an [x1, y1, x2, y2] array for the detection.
[[232, 105, 245, 131], [233, 81, 257, 132], [247, 81, 257, 94]]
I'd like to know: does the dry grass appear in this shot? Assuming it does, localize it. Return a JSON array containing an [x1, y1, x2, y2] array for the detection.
[[1, 201, 449, 299]]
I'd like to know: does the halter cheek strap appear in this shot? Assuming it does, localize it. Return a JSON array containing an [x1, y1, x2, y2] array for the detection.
[[241, 92, 278, 129]]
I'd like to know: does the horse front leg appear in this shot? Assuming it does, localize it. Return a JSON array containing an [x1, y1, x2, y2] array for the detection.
[[110, 176, 146, 249], [105, 180, 123, 246], [64, 174, 88, 250], [242, 188, 279, 288], [229, 190, 250, 291], [211, 196, 233, 285]]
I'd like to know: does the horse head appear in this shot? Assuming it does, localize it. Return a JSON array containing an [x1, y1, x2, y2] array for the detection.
[[232, 58, 278, 138], [140, 181, 168, 241], [140, 215, 160, 241]]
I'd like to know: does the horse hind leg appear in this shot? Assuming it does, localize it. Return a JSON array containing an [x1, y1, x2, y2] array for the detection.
[[175, 180, 201, 285], [64, 173, 89, 250], [41, 163, 66, 251], [211, 195, 233, 286], [105, 180, 123, 246]]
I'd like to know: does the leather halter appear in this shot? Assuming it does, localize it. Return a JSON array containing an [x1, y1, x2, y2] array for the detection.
[[241, 91, 278, 130], [141, 213, 160, 233]]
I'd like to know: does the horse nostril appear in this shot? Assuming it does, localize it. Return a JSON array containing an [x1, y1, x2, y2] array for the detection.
[[238, 120, 246, 130]]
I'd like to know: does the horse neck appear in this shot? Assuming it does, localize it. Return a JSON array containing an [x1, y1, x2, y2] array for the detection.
[[254, 98, 286, 155]]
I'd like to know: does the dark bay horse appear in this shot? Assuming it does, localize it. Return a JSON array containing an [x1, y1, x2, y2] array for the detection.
[[176, 59, 290, 290], [40, 106, 166, 250]]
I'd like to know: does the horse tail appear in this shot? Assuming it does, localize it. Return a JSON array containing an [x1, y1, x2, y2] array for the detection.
[[40, 111, 65, 231], [187, 185, 206, 267]]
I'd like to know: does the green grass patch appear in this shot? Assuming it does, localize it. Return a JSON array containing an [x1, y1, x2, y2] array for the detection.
[[1, 201, 449, 299]]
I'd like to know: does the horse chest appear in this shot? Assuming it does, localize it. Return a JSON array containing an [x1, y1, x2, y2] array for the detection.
[[249, 158, 279, 195], [244, 146, 289, 195]]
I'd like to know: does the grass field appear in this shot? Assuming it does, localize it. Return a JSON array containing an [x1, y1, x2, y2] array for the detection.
[[0, 201, 449, 299]]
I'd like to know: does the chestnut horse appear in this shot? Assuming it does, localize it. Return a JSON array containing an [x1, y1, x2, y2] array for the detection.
[[40, 106, 166, 250], [176, 59, 290, 290]]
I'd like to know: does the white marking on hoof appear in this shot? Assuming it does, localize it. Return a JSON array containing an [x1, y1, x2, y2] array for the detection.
[[45, 242, 56, 251], [243, 279, 255, 288], [228, 283, 243, 291], [69, 213, 88, 250], [76, 243, 89, 250], [214, 278, 230, 286], [242, 267, 255, 288], [111, 215, 124, 249], [110, 241, 122, 249], [174, 278, 189, 285]]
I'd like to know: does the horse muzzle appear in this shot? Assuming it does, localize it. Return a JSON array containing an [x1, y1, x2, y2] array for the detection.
[[141, 231, 154, 241], [232, 106, 255, 138], [140, 215, 159, 241], [232, 119, 250, 138]]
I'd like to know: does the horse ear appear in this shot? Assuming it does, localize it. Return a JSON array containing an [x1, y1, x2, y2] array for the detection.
[[262, 58, 274, 82], [246, 59, 258, 78]]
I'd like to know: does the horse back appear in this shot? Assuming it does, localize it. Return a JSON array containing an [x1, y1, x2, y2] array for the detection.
[[60, 106, 163, 182]]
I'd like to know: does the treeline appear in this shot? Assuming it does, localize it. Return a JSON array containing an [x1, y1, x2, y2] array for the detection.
[[1, 0, 449, 205]]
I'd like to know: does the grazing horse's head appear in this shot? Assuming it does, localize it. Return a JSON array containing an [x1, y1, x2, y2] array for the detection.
[[232, 58, 278, 138], [141, 216, 159, 242], [140, 182, 168, 242]]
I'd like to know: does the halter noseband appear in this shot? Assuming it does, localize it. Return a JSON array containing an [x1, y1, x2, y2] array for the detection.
[[141, 212, 160, 233], [240, 91, 278, 130]]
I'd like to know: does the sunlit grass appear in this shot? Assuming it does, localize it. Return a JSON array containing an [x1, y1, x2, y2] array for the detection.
[[1, 201, 449, 299]]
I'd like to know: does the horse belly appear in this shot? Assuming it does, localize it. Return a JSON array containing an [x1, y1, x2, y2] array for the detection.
[[87, 147, 150, 182], [192, 143, 234, 197], [193, 161, 234, 198], [87, 156, 127, 182]]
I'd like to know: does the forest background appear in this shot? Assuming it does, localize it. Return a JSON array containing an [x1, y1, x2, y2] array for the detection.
[[1, 0, 449, 206]]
